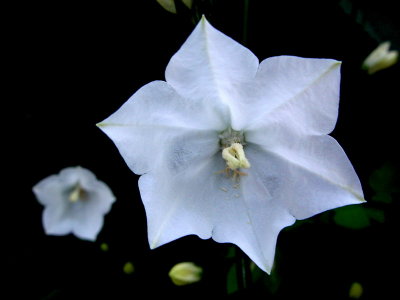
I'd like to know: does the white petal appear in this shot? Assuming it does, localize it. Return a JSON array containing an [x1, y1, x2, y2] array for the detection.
[[139, 136, 222, 248], [237, 56, 341, 134], [42, 201, 74, 236], [165, 16, 259, 120], [244, 135, 364, 221], [139, 138, 293, 273], [45, 188, 113, 241], [33, 172, 74, 235], [71, 173, 116, 241], [69, 201, 106, 241], [33, 174, 65, 206], [57, 167, 116, 215], [98, 80, 225, 175], [237, 168, 296, 273], [78, 168, 116, 215]]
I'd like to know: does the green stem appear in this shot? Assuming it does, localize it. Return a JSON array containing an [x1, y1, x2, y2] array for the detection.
[[235, 246, 245, 290], [235, 246, 253, 291], [242, 252, 253, 289]]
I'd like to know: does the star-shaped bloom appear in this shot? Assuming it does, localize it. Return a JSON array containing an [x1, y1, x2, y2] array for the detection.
[[33, 166, 115, 241], [98, 17, 364, 273]]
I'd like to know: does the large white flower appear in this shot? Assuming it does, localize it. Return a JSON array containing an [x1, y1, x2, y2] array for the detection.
[[98, 17, 364, 273], [33, 166, 116, 241]]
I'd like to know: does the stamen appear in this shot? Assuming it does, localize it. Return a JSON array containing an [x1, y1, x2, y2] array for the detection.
[[222, 143, 250, 170], [218, 129, 250, 180], [218, 143, 250, 180], [68, 183, 85, 203]]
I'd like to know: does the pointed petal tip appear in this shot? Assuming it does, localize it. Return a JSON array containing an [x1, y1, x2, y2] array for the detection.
[[350, 194, 367, 204], [345, 186, 366, 203], [329, 59, 342, 69], [358, 197, 367, 203], [200, 15, 208, 28], [200, 15, 212, 29], [252, 260, 272, 275], [264, 266, 272, 275], [149, 240, 159, 250]]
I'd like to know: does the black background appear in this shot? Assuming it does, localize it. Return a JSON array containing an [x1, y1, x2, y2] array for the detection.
[[5, 0, 400, 299]]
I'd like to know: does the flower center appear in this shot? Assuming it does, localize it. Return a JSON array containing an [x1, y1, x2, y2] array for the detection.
[[219, 128, 245, 148], [218, 128, 250, 178], [68, 183, 86, 203]]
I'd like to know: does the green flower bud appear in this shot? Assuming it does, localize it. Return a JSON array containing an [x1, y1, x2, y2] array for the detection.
[[349, 282, 363, 299], [168, 262, 202, 286]]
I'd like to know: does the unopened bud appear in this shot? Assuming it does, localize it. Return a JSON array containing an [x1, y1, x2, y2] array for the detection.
[[100, 242, 109, 252], [362, 41, 398, 74], [123, 262, 135, 274], [168, 262, 202, 286], [156, 0, 192, 14], [349, 282, 363, 299]]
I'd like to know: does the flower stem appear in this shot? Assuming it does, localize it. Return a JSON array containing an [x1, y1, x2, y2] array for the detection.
[[235, 246, 253, 291], [235, 246, 244, 290]]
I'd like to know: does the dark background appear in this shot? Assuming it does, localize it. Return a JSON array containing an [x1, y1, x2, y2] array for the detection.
[[6, 0, 399, 299]]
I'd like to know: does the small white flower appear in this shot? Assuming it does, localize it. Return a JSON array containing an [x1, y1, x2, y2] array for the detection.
[[33, 166, 116, 241], [362, 41, 398, 74], [98, 17, 365, 273]]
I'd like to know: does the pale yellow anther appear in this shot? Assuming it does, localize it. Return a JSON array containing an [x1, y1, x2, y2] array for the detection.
[[68, 184, 84, 203], [222, 143, 250, 171]]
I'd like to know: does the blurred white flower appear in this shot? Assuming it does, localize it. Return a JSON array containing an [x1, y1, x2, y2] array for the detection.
[[168, 262, 203, 286], [98, 17, 364, 273], [33, 166, 115, 241], [362, 41, 398, 74]]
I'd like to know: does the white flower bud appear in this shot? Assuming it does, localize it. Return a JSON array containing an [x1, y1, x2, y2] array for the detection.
[[362, 41, 398, 74], [168, 262, 203, 286]]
